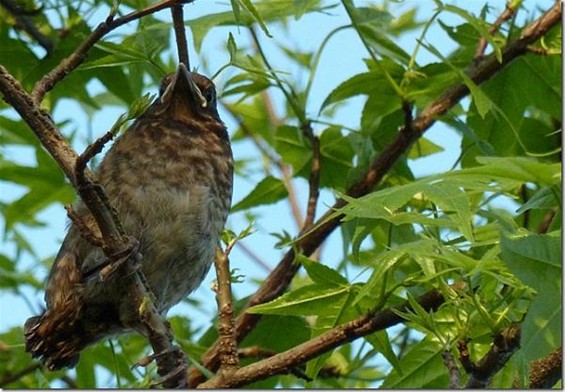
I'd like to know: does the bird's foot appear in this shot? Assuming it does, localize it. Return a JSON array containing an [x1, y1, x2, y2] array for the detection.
[[133, 345, 188, 388], [98, 238, 141, 281]]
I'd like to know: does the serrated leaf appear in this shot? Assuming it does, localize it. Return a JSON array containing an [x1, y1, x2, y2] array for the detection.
[[365, 330, 402, 375], [231, 176, 288, 212], [236, 0, 271, 37], [381, 337, 447, 388], [420, 40, 492, 117], [247, 284, 351, 317], [299, 256, 349, 286], [407, 137, 444, 159], [500, 231, 561, 361], [516, 184, 560, 214]]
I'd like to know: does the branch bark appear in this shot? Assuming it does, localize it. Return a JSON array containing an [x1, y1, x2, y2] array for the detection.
[[465, 324, 521, 388], [529, 346, 562, 388], [213, 245, 240, 376]]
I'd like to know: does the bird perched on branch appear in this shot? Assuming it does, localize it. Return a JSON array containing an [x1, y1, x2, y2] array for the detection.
[[24, 64, 233, 370]]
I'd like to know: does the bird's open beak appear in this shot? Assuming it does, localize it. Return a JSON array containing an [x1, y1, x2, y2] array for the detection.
[[161, 63, 207, 110]]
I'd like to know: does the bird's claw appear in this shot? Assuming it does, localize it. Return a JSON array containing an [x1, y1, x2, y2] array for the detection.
[[133, 345, 188, 388], [150, 364, 188, 388], [99, 238, 141, 281]]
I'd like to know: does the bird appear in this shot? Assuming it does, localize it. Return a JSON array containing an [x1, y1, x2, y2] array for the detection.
[[24, 63, 234, 371]]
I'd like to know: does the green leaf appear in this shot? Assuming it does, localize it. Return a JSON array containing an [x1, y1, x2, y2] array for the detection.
[[320, 60, 404, 112], [299, 256, 349, 286], [442, 4, 502, 62], [463, 55, 561, 166], [500, 231, 561, 361], [516, 184, 561, 214], [247, 284, 351, 317], [344, 2, 410, 64], [365, 330, 402, 374], [420, 40, 492, 117], [381, 337, 447, 388], [407, 137, 445, 159], [337, 180, 473, 240], [231, 176, 288, 212], [273, 125, 311, 172], [236, 0, 272, 38], [188, 1, 331, 52]]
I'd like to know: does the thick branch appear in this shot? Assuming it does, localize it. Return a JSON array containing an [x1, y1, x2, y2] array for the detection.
[[189, 3, 561, 386], [0, 66, 82, 185], [529, 346, 562, 388], [465, 324, 521, 388], [199, 288, 446, 388]]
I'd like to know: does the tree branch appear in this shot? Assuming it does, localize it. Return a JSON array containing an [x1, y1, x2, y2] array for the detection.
[[300, 122, 320, 232], [0, 0, 54, 54], [199, 287, 447, 388], [465, 323, 521, 388], [529, 346, 562, 388], [213, 245, 240, 376], [442, 350, 460, 388], [474, 2, 518, 62], [30, 0, 194, 103], [171, 4, 190, 67], [188, 2, 561, 386]]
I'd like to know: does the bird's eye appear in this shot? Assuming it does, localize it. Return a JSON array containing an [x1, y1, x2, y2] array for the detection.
[[204, 88, 215, 104]]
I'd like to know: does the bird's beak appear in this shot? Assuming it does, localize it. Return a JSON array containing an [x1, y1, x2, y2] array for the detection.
[[161, 63, 207, 111]]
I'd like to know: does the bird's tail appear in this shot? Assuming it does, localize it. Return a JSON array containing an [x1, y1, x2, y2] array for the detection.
[[24, 309, 82, 370]]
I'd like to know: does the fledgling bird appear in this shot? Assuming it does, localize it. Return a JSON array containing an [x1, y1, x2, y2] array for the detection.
[[24, 64, 233, 370]]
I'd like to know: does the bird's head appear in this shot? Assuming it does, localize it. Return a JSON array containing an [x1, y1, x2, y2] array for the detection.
[[156, 63, 220, 122]]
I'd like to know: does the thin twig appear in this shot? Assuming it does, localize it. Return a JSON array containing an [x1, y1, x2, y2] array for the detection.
[[171, 4, 190, 67], [65, 204, 104, 247], [300, 122, 320, 232], [0, 362, 41, 387], [442, 350, 460, 388], [187, 3, 562, 386], [537, 208, 557, 234], [0, 0, 54, 54], [525, 45, 550, 55], [31, 0, 194, 103], [474, 3, 518, 62]]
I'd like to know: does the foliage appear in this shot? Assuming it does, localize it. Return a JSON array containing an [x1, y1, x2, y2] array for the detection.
[[0, 0, 561, 388]]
